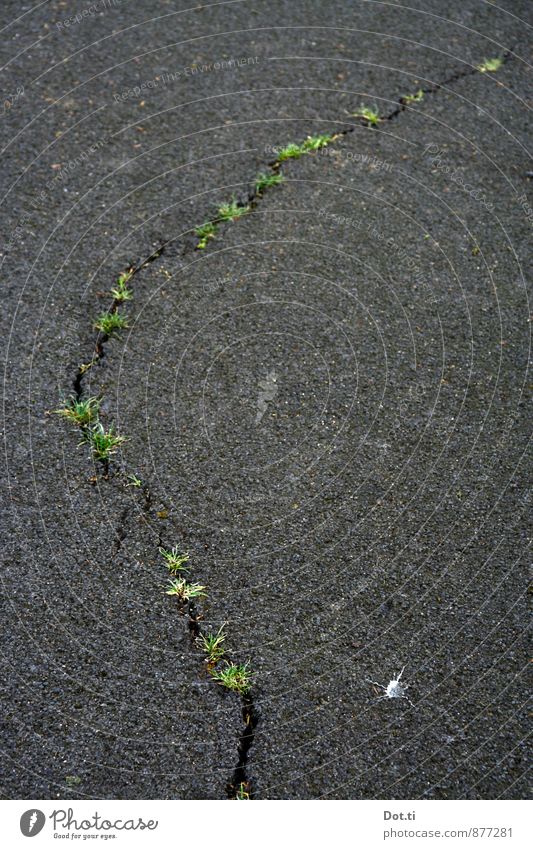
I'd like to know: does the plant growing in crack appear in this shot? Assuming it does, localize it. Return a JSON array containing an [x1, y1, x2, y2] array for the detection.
[[276, 141, 303, 162], [81, 422, 127, 461], [255, 172, 285, 194], [351, 105, 381, 126], [165, 577, 206, 602], [125, 473, 142, 487], [275, 134, 337, 163], [54, 396, 100, 426], [93, 311, 129, 335], [402, 89, 424, 104], [235, 782, 250, 799], [110, 271, 133, 302], [217, 198, 250, 222], [160, 546, 191, 574], [211, 662, 253, 694], [198, 624, 227, 666], [477, 57, 503, 73], [301, 133, 337, 152], [195, 221, 217, 249]]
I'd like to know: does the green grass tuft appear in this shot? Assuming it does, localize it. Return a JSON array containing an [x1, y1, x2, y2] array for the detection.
[[300, 133, 336, 152], [477, 57, 503, 73], [195, 221, 217, 249], [165, 577, 206, 601], [54, 396, 100, 426], [93, 311, 129, 335], [402, 89, 424, 105], [198, 624, 227, 665], [81, 422, 126, 461], [255, 172, 285, 194], [210, 661, 253, 694], [110, 271, 133, 302], [235, 782, 251, 799], [276, 142, 304, 161], [352, 105, 381, 126], [217, 198, 250, 222], [160, 546, 190, 574]]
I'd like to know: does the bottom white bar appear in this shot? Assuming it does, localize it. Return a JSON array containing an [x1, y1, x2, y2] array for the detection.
[[1, 799, 529, 848]]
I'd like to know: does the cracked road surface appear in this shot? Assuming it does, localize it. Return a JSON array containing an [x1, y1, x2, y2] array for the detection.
[[1, 0, 531, 799]]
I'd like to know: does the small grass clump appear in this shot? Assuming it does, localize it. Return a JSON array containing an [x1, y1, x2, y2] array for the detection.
[[235, 782, 250, 800], [110, 271, 133, 302], [402, 89, 424, 105], [301, 133, 336, 152], [160, 546, 190, 574], [126, 473, 142, 487], [198, 624, 227, 665], [195, 221, 217, 249], [352, 105, 381, 126], [217, 198, 250, 222], [93, 311, 129, 335], [255, 172, 285, 194], [276, 142, 304, 161], [477, 57, 503, 73], [210, 662, 252, 694], [81, 422, 126, 461], [276, 134, 336, 163], [165, 577, 206, 602], [54, 396, 100, 426]]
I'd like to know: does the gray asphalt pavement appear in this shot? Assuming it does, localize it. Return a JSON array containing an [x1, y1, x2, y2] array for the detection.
[[1, 0, 531, 799]]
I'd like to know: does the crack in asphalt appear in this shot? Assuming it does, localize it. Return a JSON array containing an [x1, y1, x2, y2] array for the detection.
[[72, 242, 166, 404], [61, 52, 515, 799]]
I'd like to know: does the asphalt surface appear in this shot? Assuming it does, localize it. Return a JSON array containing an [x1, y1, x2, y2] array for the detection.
[[1, 0, 531, 799]]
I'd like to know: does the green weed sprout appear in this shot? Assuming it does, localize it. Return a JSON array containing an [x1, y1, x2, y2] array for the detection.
[[111, 271, 133, 302], [301, 133, 336, 152], [276, 142, 304, 161], [255, 172, 285, 194], [217, 198, 250, 222], [210, 662, 252, 694], [81, 422, 126, 461], [198, 624, 227, 665], [352, 105, 381, 126], [477, 57, 503, 73], [54, 396, 100, 426], [126, 473, 142, 487], [235, 782, 250, 799], [195, 221, 217, 249], [165, 578, 206, 602], [402, 89, 424, 104], [160, 546, 190, 574], [93, 311, 129, 335]]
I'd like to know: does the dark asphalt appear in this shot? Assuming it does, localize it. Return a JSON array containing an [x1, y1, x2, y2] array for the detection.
[[1, 0, 530, 799]]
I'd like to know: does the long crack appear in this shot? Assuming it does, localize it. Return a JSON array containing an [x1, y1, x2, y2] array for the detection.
[[61, 52, 514, 799], [72, 242, 166, 403]]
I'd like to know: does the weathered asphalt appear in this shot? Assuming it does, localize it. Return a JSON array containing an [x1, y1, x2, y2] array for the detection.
[[1, 0, 530, 799]]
